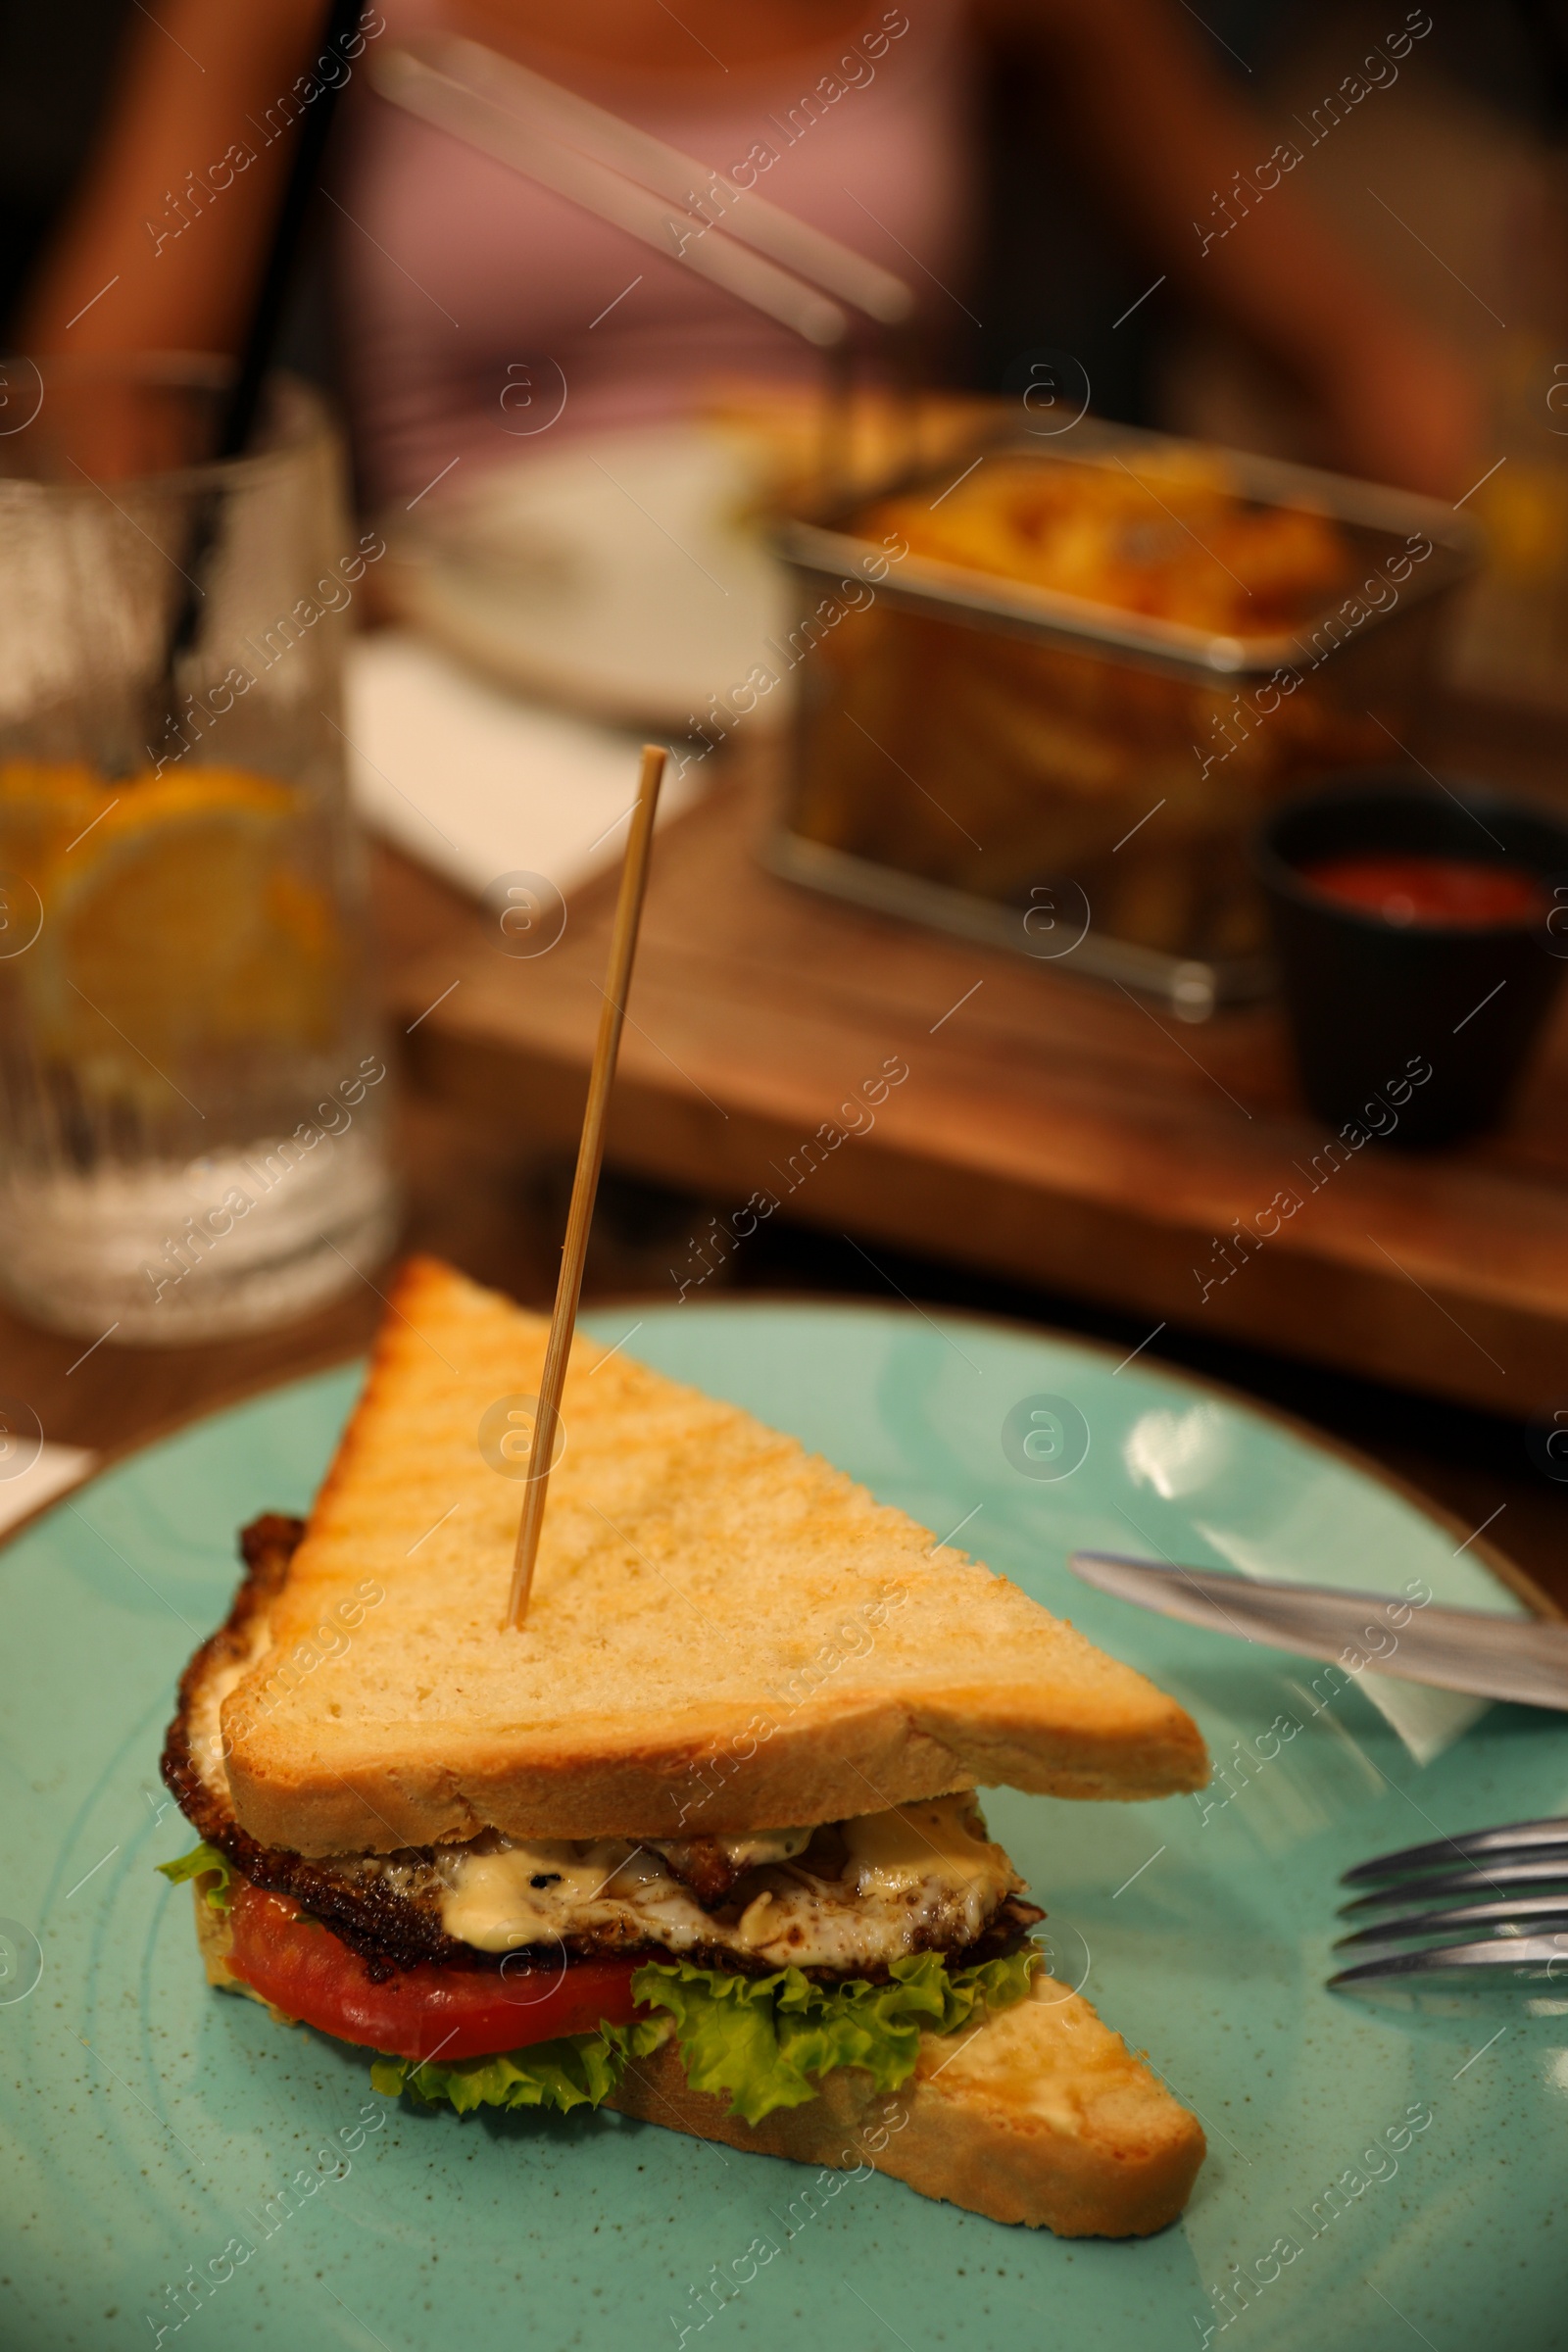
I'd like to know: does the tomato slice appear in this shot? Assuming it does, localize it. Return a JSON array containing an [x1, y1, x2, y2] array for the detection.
[[226, 1883, 643, 2061]]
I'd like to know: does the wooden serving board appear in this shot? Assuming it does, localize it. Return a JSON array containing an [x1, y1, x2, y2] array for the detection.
[[396, 747, 1568, 1418]]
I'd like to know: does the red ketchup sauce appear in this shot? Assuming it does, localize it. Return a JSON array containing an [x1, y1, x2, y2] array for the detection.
[[1298, 854, 1546, 930]]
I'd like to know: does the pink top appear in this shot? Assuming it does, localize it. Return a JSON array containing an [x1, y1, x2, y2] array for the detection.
[[336, 3, 977, 502]]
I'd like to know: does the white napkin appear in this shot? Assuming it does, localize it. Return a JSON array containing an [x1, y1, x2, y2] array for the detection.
[[342, 630, 699, 900]]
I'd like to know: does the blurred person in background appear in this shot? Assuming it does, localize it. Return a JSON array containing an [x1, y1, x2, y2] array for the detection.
[[18, 0, 1480, 507]]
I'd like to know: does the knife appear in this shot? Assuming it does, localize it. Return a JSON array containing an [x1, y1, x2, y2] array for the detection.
[[1065, 1551, 1568, 1713]]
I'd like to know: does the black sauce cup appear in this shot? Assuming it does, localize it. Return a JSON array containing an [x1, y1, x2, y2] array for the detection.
[[1255, 773, 1568, 1149]]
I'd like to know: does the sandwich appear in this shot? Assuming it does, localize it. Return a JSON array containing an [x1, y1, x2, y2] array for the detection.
[[159, 1257, 1209, 2237]]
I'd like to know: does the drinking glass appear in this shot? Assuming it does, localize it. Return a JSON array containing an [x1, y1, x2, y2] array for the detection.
[[0, 355, 396, 1341]]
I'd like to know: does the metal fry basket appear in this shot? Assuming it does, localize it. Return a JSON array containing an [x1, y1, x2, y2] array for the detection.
[[767, 422, 1478, 1019]]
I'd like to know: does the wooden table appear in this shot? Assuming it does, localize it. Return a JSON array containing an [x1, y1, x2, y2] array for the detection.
[[397, 717, 1568, 1423], [7, 707, 1568, 1617]]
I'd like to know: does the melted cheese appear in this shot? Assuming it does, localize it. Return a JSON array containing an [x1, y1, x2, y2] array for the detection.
[[439, 1841, 621, 1950], [654, 1828, 813, 1875], [843, 1799, 1013, 1930], [436, 1793, 1020, 1973]]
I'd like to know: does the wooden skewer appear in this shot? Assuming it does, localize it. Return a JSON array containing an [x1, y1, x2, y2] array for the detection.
[[503, 743, 666, 1631]]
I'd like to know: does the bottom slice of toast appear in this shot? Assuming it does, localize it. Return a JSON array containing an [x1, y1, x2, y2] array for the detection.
[[193, 1888, 1202, 2237]]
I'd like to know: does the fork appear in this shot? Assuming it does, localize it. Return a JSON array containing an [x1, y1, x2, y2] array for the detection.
[[1328, 1816, 1568, 1988]]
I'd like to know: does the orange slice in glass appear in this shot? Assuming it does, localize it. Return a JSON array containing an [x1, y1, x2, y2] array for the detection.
[[21, 765, 342, 1076]]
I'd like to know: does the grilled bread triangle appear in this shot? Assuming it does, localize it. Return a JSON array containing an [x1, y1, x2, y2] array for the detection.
[[218, 1259, 1205, 1855]]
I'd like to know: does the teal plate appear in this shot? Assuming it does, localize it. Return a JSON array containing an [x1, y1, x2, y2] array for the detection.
[[3, 1299, 1566, 2352]]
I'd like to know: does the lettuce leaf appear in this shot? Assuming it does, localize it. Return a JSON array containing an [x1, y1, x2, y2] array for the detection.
[[157, 1840, 234, 1911], [631, 1946, 1041, 2126], [367, 1951, 1039, 2125], [368, 2016, 670, 2115]]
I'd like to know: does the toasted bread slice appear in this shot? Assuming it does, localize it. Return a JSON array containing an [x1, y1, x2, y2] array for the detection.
[[609, 1973, 1205, 2237], [219, 1260, 1205, 1854], [192, 1887, 1201, 2236]]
